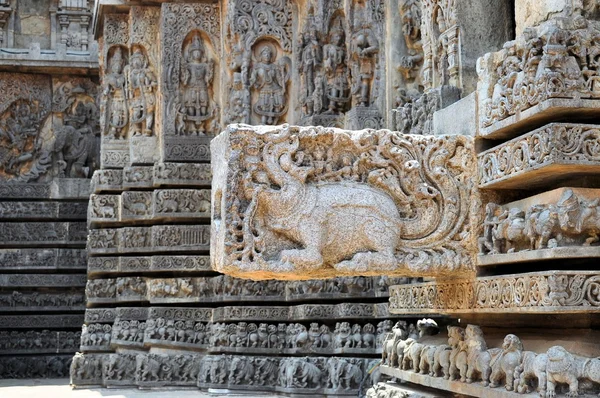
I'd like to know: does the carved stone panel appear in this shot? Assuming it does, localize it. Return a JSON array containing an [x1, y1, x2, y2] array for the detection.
[[478, 187, 600, 264], [389, 271, 600, 315], [478, 123, 600, 189], [211, 124, 478, 279]]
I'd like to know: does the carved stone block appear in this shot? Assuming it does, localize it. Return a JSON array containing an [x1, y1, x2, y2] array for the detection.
[[478, 16, 600, 138], [91, 170, 123, 192], [479, 123, 600, 189], [87, 255, 211, 275], [153, 162, 211, 187], [80, 323, 112, 352], [0, 314, 84, 329], [0, 291, 85, 312], [211, 124, 478, 279], [123, 166, 153, 189], [0, 248, 86, 270], [479, 187, 600, 263], [121, 191, 153, 221], [0, 221, 87, 246], [0, 355, 73, 379], [89, 194, 120, 223], [71, 353, 106, 385], [84, 308, 116, 324], [0, 273, 86, 288], [389, 271, 600, 314]]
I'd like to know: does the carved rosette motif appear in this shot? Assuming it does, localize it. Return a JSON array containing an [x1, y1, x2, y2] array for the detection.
[[389, 271, 600, 314], [212, 125, 478, 279]]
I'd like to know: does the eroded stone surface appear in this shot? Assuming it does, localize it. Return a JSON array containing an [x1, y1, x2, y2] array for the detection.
[[212, 124, 478, 279]]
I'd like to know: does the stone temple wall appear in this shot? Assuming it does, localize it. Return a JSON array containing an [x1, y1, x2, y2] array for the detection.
[[0, 1, 99, 378], [70, 2, 427, 394]]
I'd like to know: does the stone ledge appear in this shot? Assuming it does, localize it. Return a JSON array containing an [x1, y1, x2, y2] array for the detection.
[[0, 249, 87, 270], [0, 314, 84, 329], [89, 189, 211, 225], [87, 225, 210, 255], [479, 98, 600, 140], [0, 222, 87, 247], [389, 271, 600, 315], [478, 123, 600, 189], [0, 179, 91, 200], [0, 274, 87, 288], [91, 163, 211, 193], [379, 366, 533, 398], [0, 292, 85, 312], [87, 255, 211, 275], [478, 246, 600, 267], [0, 201, 87, 220]]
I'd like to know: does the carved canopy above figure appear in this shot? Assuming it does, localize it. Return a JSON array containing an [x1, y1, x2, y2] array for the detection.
[[211, 124, 479, 280]]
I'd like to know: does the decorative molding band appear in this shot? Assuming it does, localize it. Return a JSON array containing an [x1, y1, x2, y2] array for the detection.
[[389, 271, 600, 314]]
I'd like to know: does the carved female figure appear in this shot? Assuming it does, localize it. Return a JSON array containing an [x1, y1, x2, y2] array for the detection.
[[323, 19, 350, 113], [250, 45, 290, 125], [103, 47, 128, 139], [298, 23, 322, 115], [180, 34, 214, 135], [350, 21, 379, 106], [128, 47, 157, 137]]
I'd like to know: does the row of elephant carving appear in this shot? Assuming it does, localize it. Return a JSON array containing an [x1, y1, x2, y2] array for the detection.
[[479, 190, 600, 255], [72, 352, 379, 392], [89, 318, 395, 354], [86, 275, 404, 301], [382, 321, 600, 397], [0, 330, 80, 352]]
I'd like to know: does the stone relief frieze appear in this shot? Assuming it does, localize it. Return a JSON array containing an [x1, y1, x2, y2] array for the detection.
[[389, 271, 600, 314], [479, 188, 600, 257], [0, 330, 80, 355], [478, 123, 600, 188], [380, 322, 600, 397], [0, 291, 85, 311], [0, 248, 86, 270], [80, 323, 112, 351], [161, 3, 221, 143], [1, 355, 72, 379], [212, 124, 478, 279], [478, 17, 600, 131]]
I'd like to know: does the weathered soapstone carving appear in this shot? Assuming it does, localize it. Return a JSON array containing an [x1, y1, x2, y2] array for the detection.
[[159, 4, 219, 163], [153, 162, 212, 186], [389, 271, 600, 314], [0, 248, 82, 270], [0, 74, 53, 182], [0, 291, 84, 310], [86, 279, 116, 303], [478, 16, 600, 131], [121, 191, 152, 219], [0, 222, 86, 245], [380, 324, 600, 397], [71, 353, 105, 385], [92, 169, 123, 192], [103, 353, 136, 385], [0, 355, 72, 379], [128, 47, 156, 137], [177, 33, 215, 136], [123, 166, 153, 188], [103, 46, 129, 140], [0, 1, 12, 48], [479, 189, 600, 256], [398, 0, 423, 84], [478, 123, 600, 188], [224, 0, 292, 126], [0, 330, 80, 354], [211, 124, 477, 279], [85, 308, 116, 324], [297, 12, 351, 123], [350, 3, 380, 108], [51, 77, 100, 179], [80, 323, 112, 351], [57, 0, 92, 51]]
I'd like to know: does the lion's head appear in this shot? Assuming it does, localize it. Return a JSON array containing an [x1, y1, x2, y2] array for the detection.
[[502, 334, 523, 352]]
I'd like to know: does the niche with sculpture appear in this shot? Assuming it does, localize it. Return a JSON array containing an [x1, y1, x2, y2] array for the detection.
[[103, 46, 129, 140], [176, 31, 218, 136], [248, 40, 291, 126], [128, 45, 157, 138]]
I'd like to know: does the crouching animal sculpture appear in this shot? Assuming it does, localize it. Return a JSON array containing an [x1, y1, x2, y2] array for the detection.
[[243, 131, 407, 272]]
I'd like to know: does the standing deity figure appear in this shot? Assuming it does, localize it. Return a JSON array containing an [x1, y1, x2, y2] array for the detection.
[[128, 47, 157, 137], [323, 19, 350, 113], [179, 34, 214, 135], [103, 47, 128, 139], [250, 45, 290, 125], [298, 22, 322, 116], [350, 20, 379, 107]]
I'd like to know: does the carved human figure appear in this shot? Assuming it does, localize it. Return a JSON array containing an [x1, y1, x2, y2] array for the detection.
[[103, 47, 128, 139], [250, 44, 290, 125], [298, 21, 322, 116], [180, 33, 214, 135], [54, 101, 97, 178], [350, 19, 379, 106], [128, 47, 157, 137], [323, 18, 350, 113]]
